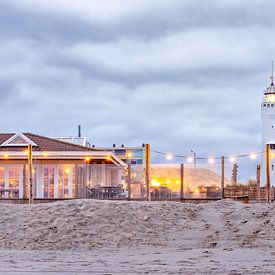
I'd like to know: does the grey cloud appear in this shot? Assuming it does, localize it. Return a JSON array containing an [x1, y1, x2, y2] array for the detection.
[[0, 0, 273, 181]]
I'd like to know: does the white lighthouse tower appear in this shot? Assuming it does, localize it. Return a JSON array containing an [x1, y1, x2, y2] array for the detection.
[[262, 62, 275, 185]]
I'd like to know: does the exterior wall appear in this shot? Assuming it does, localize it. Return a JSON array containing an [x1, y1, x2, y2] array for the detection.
[[0, 160, 124, 200]]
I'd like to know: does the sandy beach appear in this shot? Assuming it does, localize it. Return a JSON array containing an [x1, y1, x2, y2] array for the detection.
[[0, 199, 274, 274]]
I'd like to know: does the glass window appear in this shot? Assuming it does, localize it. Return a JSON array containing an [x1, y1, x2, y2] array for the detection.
[[8, 167, 20, 198], [114, 149, 126, 155], [72, 166, 76, 198], [0, 167, 5, 198], [58, 167, 70, 198], [271, 104, 274, 107], [267, 104, 270, 107], [43, 166, 55, 198]]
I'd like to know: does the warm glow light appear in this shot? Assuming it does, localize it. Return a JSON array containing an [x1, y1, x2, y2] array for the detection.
[[249, 153, 257, 160], [85, 157, 90, 161], [229, 156, 236, 163], [208, 157, 215, 164], [43, 152, 49, 157], [265, 94, 275, 103], [166, 179, 171, 184], [194, 188, 200, 194], [4, 154, 8, 159], [151, 180, 160, 187], [187, 156, 193, 163], [106, 155, 112, 161], [127, 152, 133, 158], [65, 168, 70, 174], [24, 150, 28, 155], [166, 154, 173, 160]]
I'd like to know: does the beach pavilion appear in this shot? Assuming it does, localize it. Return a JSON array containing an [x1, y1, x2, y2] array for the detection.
[[0, 133, 126, 201]]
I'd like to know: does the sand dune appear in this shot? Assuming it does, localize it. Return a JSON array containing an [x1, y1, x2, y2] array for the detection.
[[0, 199, 274, 251], [0, 199, 274, 274]]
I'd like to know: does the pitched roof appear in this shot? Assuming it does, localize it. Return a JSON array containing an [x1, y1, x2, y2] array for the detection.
[[0, 133, 96, 152]]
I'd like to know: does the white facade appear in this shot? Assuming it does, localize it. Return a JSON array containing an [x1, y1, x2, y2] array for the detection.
[[261, 77, 275, 185]]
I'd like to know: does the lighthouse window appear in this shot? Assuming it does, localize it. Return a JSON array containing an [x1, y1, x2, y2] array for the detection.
[[272, 165, 274, 171], [272, 104, 274, 107], [263, 104, 266, 107], [267, 104, 270, 107]]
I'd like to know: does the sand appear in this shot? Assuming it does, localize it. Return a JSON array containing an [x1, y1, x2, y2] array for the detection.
[[0, 199, 274, 274]]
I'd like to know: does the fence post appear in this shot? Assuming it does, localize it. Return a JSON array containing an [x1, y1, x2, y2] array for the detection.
[[221, 156, 225, 199], [180, 163, 184, 202], [256, 165, 261, 203], [266, 144, 271, 204]]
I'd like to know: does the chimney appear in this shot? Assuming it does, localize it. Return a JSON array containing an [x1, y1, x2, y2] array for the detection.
[[78, 125, 81, 137]]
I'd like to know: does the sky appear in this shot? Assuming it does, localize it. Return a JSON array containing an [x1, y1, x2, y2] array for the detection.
[[0, 0, 275, 178]]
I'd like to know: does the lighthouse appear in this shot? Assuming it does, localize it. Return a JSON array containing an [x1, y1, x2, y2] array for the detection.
[[262, 62, 275, 185]]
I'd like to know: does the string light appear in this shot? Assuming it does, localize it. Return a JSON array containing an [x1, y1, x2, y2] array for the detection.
[[249, 153, 257, 160], [229, 156, 236, 163], [208, 157, 215, 164], [152, 149, 264, 162], [187, 156, 193, 163], [166, 154, 173, 160]]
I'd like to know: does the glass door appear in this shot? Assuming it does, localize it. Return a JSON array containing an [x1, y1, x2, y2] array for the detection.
[[43, 166, 55, 198]]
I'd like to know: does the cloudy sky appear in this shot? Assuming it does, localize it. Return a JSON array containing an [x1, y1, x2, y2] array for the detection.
[[0, 0, 274, 175]]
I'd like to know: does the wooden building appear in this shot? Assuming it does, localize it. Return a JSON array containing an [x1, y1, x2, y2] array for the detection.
[[0, 133, 126, 200]]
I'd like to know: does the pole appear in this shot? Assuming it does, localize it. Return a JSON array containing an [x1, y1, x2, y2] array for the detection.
[[180, 163, 184, 202], [28, 144, 33, 204], [221, 156, 225, 199], [266, 144, 271, 204], [145, 144, 151, 201], [256, 165, 261, 203], [127, 161, 131, 201]]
